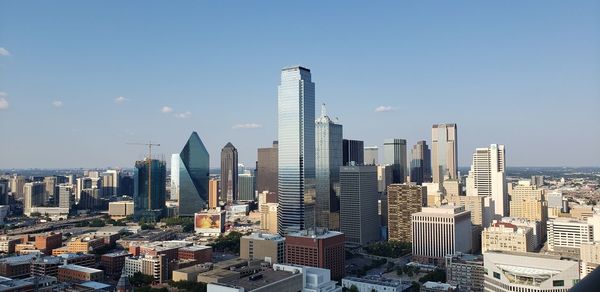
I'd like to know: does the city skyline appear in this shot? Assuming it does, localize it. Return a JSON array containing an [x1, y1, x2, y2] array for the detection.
[[1, 1, 599, 169]]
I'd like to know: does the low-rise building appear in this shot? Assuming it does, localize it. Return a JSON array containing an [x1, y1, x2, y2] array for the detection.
[[445, 253, 484, 292], [341, 276, 407, 292], [482, 221, 535, 253], [547, 218, 593, 255], [580, 242, 600, 278], [240, 233, 285, 264], [421, 281, 457, 292], [483, 251, 580, 292], [57, 264, 104, 282], [177, 245, 212, 263], [109, 201, 135, 220], [0, 254, 37, 278], [0, 237, 21, 254], [101, 251, 132, 279]]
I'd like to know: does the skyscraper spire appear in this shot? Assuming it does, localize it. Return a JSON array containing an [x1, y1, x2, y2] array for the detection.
[[321, 103, 327, 118]]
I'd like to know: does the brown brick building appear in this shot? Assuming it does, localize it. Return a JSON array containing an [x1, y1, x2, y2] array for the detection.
[[284, 229, 345, 280], [177, 246, 212, 263], [58, 264, 104, 282], [34, 233, 62, 255], [101, 251, 132, 279], [387, 184, 426, 243]]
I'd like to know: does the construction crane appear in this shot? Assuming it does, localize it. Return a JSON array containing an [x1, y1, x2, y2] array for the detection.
[[127, 141, 160, 212]]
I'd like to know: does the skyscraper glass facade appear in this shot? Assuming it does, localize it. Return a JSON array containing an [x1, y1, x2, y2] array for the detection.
[[315, 105, 343, 229], [410, 140, 431, 185], [277, 66, 315, 235], [178, 131, 210, 216], [383, 138, 407, 183], [220, 142, 238, 204], [432, 123, 458, 183], [134, 159, 166, 218]]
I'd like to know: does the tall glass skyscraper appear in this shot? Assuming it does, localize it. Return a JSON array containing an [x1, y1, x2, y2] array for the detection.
[[315, 104, 343, 229], [277, 66, 315, 235], [220, 142, 238, 204], [134, 159, 166, 219], [176, 132, 210, 216], [383, 138, 407, 183]]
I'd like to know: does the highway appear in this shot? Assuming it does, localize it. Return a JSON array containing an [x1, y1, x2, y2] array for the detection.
[[5, 214, 105, 235]]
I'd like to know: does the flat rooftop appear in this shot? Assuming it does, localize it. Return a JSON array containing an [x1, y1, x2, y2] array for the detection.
[[221, 270, 298, 290], [243, 232, 284, 241], [287, 229, 343, 239], [179, 245, 212, 251], [59, 264, 103, 274]]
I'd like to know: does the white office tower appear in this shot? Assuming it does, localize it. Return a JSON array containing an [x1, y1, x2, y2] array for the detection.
[[483, 251, 580, 292], [170, 153, 180, 201], [412, 205, 472, 266], [547, 218, 593, 252], [363, 146, 378, 165], [466, 144, 507, 219], [277, 66, 316, 235]]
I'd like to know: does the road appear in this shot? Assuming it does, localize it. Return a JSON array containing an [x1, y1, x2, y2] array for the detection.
[[5, 215, 105, 235]]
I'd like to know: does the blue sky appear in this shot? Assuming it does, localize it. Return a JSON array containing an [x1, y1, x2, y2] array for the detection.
[[0, 0, 599, 168]]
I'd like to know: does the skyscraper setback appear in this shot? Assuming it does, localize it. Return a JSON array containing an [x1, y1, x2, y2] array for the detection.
[[220, 142, 238, 204], [342, 139, 364, 166], [277, 66, 315, 235], [315, 104, 343, 229], [466, 144, 507, 219], [383, 138, 407, 183], [431, 123, 458, 183]]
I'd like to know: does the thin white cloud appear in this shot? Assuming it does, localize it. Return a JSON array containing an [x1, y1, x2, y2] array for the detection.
[[0, 48, 10, 56], [114, 96, 128, 104], [174, 111, 191, 119], [0, 92, 8, 110], [232, 123, 263, 129], [161, 106, 173, 113], [52, 100, 63, 108], [374, 105, 394, 112]]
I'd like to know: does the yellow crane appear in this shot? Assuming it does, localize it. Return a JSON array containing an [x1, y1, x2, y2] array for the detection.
[[127, 141, 160, 211]]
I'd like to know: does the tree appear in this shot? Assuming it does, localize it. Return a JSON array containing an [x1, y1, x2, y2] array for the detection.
[[170, 280, 207, 292], [349, 285, 359, 292], [418, 268, 446, 283], [141, 223, 155, 230], [129, 272, 154, 287], [396, 267, 403, 276], [89, 218, 106, 227]]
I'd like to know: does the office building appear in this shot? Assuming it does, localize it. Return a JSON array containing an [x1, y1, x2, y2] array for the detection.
[[509, 180, 548, 222], [260, 203, 278, 234], [23, 182, 45, 215], [257, 141, 278, 195], [339, 166, 380, 246], [101, 170, 119, 197], [580, 242, 600, 278], [238, 172, 256, 201], [445, 253, 484, 292], [387, 184, 426, 243], [208, 178, 219, 208], [58, 265, 104, 282], [377, 165, 393, 194], [43, 176, 57, 204], [421, 282, 457, 292], [285, 229, 345, 280], [277, 66, 315, 235], [134, 159, 166, 219], [383, 139, 407, 183], [221, 142, 239, 204], [531, 175, 545, 187], [364, 146, 378, 165], [108, 201, 134, 220], [466, 144, 507, 219], [170, 153, 180, 201], [10, 175, 26, 199], [547, 218, 593, 252], [482, 220, 535, 253], [240, 232, 285, 264], [483, 251, 580, 292], [175, 132, 210, 216], [447, 195, 488, 227], [0, 180, 8, 205], [342, 139, 364, 166], [315, 104, 343, 230], [412, 206, 472, 265], [79, 188, 100, 210], [410, 140, 431, 184], [431, 123, 458, 183], [58, 184, 72, 209]]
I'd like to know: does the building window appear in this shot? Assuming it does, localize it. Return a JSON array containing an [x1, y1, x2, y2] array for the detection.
[[493, 272, 501, 279], [553, 280, 564, 287]]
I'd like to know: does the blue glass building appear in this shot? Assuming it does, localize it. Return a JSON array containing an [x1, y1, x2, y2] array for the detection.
[[177, 132, 210, 216], [134, 159, 166, 219], [277, 66, 315, 235]]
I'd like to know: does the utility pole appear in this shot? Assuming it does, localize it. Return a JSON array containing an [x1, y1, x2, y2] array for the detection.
[[127, 141, 160, 211]]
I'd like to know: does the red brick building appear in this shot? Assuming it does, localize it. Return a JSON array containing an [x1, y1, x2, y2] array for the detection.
[[177, 246, 212, 263], [284, 229, 345, 280], [100, 251, 132, 279], [34, 233, 62, 255]]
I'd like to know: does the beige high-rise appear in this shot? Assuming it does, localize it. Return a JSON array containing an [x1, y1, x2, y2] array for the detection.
[[387, 184, 426, 243], [447, 195, 486, 226], [509, 180, 548, 223], [260, 203, 278, 234], [240, 232, 285, 264], [208, 179, 219, 209], [431, 124, 457, 183], [466, 144, 507, 219]]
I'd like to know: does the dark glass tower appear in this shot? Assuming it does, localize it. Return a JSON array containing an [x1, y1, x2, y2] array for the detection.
[[220, 142, 238, 205], [134, 159, 166, 219], [177, 132, 210, 216], [342, 139, 364, 166], [410, 140, 432, 185]]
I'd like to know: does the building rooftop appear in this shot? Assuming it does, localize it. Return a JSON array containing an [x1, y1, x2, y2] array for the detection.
[[219, 270, 299, 291], [0, 254, 37, 264], [59, 264, 103, 274], [417, 205, 468, 215], [243, 232, 284, 241], [287, 228, 343, 239], [179, 245, 212, 252], [343, 276, 405, 288], [78, 281, 112, 290], [423, 281, 457, 290], [102, 251, 132, 258]]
